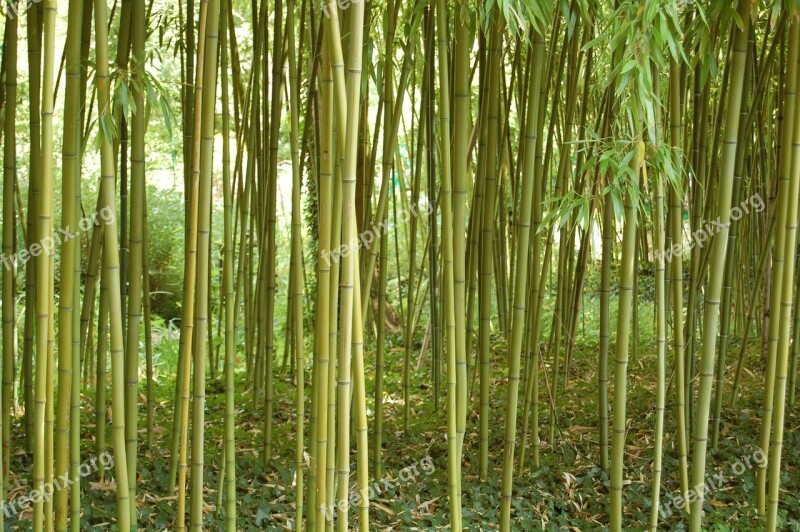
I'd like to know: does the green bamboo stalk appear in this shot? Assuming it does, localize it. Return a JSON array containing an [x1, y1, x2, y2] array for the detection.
[[287, 0, 304, 525], [609, 137, 642, 531], [0, 15, 14, 532], [405, 14, 429, 431], [1, 2, 18, 504], [190, 0, 221, 525], [122, 0, 147, 524], [465, 31, 487, 396], [143, 198, 154, 448], [96, 262, 109, 481], [357, 0, 394, 316], [70, 221, 81, 532], [712, 33, 754, 449], [350, 261, 370, 532], [175, 0, 211, 520], [55, 0, 84, 525], [325, 80, 342, 532], [547, 23, 584, 444], [95, 0, 132, 523], [756, 18, 796, 521], [433, 1, 462, 529], [668, 57, 689, 507], [789, 255, 800, 407], [650, 70, 666, 529], [688, 2, 751, 527], [34, 0, 56, 525], [24, 0, 43, 455], [79, 206, 102, 384], [499, 23, 543, 531], [478, 14, 503, 482], [263, 0, 284, 464], [426, 14, 440, 416], [518, 25, 549, 473], [598, 185, 612, 473], [219, 0, 236, 525], [766, 22, 800, 530], [373, 208, 388, 478], [730, 210, 775, 406], [116, 0, 133, 349], [452, 2, 471, 466], [168, 0, 198, 492], [335, 0, 367, 523], [320, 5, 348, 529], [312, 21, 333, 529]]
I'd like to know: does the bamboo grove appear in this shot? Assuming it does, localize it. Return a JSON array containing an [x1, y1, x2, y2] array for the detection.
[[0, 0, 799, 529]]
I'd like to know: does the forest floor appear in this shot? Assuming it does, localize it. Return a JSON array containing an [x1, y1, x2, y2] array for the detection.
[[4, 286, 800, 530]]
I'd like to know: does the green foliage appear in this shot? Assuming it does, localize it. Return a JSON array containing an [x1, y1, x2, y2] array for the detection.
[[482, 0, 554, 36], [143, 185, 186, 320]]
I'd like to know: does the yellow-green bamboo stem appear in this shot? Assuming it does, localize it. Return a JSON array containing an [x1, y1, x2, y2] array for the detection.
[[335, 0, 366, 525], [668, 57, 689, 508], [55, 0, 84, 525], [609, 138, 642, 531], [95, 0, 132, 524], [175, 0, 210, 521], [34, 0, 56, 526], [313, 27, 333, 528], [1, 3, 18, 509], [688, 1, 751, 527], [219, 0, 236, 525], [766, 19, 800, 532], [499, 24, 543, 530], [190, 0, 221, 525]]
